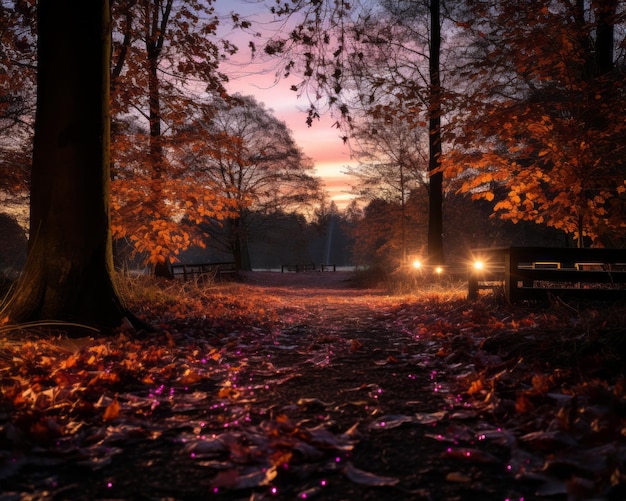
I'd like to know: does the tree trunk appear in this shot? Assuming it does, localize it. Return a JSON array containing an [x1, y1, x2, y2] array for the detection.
[[7, 0, 138, 333], [594, 0, 616, 76], [146, 2, 174, 279], [230, 218, 251, 271], [427, 0, 444, 265]]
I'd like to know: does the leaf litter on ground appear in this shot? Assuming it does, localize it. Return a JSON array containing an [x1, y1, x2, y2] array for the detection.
[[1, 271, 625, 499]]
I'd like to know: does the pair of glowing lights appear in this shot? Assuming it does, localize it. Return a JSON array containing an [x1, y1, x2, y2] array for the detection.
[[411, 260, 444, 274], [412, 259, 487, 272]]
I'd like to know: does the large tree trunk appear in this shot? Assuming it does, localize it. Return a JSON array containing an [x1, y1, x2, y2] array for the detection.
[[7, 0, 137, 333], [427, 0, 444, 265]]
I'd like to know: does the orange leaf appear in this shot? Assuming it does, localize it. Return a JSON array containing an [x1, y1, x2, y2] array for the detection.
[[103, 398, 121, 421], [467, 378, 484, 395], [515, 392, 534, 414]]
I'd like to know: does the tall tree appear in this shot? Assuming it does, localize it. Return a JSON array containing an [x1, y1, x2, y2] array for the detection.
[[5, 0, 136, 331], [427, 0, 444, 264], [109, 0, 238, 276], [175, 95, 321, 269]]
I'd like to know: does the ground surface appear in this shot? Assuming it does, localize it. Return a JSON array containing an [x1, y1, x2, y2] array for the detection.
[[1, 271, 626, 500]]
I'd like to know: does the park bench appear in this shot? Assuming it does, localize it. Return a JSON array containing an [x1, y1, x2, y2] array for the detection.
[[321, 264, 337, 272], [171, 261, 237, 282], [468, 246, 626, 302], [281, 263, 317, 273]]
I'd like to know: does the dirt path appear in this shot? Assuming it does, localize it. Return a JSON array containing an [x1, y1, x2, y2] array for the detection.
[[219, 272, 534, 500], [239, 270, 393, 325]]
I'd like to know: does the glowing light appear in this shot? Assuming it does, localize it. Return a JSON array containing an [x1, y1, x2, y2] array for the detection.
[[474, 260, 484, 270], [412, 260, 422, 269], [435, 266, 443, 274], [271, 487, 278, 495]]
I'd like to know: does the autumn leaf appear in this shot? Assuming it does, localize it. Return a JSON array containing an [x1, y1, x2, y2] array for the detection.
[[467, 378, 484, 395], [218, 386, 240, 399], [350, 338, 363, 351], [103, 398, 121, 422], [345, 463, 399, 486], [515, 392, 534, 413]]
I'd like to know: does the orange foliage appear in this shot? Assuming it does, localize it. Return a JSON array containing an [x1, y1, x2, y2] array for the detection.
[[111, 130, 240, 266], [446, 0, 626, 246]]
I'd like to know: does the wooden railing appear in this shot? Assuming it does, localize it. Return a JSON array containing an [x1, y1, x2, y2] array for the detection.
[[468, 247, 626, 302], [171, 261, 237, 282], [281, 263, 317, 273]]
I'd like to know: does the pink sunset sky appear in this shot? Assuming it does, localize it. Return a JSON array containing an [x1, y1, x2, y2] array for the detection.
[[218, 1, 358, 210]]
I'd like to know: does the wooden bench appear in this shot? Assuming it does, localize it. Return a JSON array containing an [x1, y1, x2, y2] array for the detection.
[[171, 261, 237, 282], [321, 264, 336, 272], [468, 247, 626, 302], [281, 263, 317, 273]]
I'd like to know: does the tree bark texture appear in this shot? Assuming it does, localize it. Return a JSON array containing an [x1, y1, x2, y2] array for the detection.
[[7, 0, 133, 331]]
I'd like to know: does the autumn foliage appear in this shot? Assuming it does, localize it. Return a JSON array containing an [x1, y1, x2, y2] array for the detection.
[[110, 125, 239, 266], [446, 0, 626, 246]]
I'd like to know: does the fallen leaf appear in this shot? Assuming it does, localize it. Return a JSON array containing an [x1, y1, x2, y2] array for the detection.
[[345, 462, 399, 486], [213, 466, 277, 490], [102, 398, 120, 421], [369, 414, 416, 431], [446, 471, 472, 483]]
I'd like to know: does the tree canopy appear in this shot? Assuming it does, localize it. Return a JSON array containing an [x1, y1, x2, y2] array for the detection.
[[445, 0, 626, 247], [175, 94, 321, 269]]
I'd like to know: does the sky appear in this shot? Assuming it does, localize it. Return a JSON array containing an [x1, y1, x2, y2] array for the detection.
[[218, 1, 358, 210]]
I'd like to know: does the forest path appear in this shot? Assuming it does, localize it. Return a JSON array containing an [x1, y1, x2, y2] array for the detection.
[[238, 270, 395, 327], [2, 272, 620, 500], [224, 271, 530, 500]]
